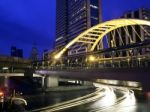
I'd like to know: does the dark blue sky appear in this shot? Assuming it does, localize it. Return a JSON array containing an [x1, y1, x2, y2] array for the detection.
[[0, 0, 150, 58]]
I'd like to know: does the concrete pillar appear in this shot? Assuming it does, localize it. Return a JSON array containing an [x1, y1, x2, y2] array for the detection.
[[75, 80, 78, 84], [4, 76, 8, 88], [78, 81, 83, 85], [0, 77, 4, 87], [0, 76, 8, 88], [41, 77, 45, 88], [46, 76, 59, 88], [83, 81, 93, 86]]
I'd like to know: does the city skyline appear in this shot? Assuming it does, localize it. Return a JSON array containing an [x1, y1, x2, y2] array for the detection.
[[0, 0, 150, 58]]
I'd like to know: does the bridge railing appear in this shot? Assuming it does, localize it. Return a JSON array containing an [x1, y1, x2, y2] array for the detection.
[[33, 54, 150, 71], [33, 43, 150, 71], [0, 56, 30, 64], [0, 56, 32, 73]]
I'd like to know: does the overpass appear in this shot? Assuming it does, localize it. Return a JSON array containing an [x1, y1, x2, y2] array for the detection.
[[0, 19, 150, 92], [33, 19, 150, 91], [0, 55, 31, 72]]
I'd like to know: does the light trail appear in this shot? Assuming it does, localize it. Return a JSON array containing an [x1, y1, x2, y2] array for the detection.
[[31, 84, 137, 112], [31, 88, 105, 112], [90, 83, 136, 112], [43, 87, 114, 112], [91, 90, 136, 112]]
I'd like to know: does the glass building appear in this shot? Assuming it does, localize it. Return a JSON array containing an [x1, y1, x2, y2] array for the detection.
[[107, 8, 150, 57], [122, 8, 150, 44], [55, 0, 102, 54], [11, 46, 23, 58], [55, 0, 68, 49]]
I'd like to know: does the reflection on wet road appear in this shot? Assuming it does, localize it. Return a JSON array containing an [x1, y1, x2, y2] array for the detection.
[[27, 84, 150, 112]]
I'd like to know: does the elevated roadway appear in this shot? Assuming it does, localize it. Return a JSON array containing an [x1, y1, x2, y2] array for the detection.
[[36, 67, 150, 91]]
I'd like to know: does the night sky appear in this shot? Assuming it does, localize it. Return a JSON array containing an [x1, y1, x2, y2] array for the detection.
[[0, 0, 150, 58]]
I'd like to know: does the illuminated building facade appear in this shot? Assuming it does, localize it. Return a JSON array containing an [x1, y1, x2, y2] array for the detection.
[[121, 8, 150, 44], [55, 0, 68, 49], [108, 8, 150, 56], [55, 0, 102, 54]]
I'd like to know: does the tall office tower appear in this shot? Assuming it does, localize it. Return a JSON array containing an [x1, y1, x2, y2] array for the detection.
[[17, 49, 23, 58], [55, 0, 102, 55], [30, 44, 38, 61], [11, 46, 23, 58], [122, 8, 150, 43], [11, 46, 17, 57], [107, 8, 150, 56], [55, 0, 68, 49]]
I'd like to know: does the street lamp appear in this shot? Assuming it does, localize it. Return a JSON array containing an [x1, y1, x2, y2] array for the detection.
[[2, 67, 8, 70], [54, 54, 61, 60], [138, 57, 141, 67], [89, 55, 96, 62], [2, 67, 9, 73]]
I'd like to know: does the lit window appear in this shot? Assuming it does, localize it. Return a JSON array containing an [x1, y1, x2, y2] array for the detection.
[[90, 4, 98, 9], [91, 16, 98, 20], [56, 36, 64, 42]]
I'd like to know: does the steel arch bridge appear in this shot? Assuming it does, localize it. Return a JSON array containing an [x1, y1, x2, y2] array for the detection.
[[55, 19, 150, 59]]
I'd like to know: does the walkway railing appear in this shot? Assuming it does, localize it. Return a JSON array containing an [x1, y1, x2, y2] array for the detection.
[[33, 54, 150, 71]]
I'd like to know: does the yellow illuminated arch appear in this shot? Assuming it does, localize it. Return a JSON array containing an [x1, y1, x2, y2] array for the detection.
[[55, 19, 150, 59]]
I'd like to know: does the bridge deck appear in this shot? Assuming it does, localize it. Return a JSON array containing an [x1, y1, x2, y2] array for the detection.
[[36, 68, 150, 91]]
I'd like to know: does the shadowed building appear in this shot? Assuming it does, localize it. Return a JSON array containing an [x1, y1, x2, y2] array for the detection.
[[30, 44, 38, 61], [107, 8, 150, 58], [11, 46, 23, 58], [121, 8, 150, 42]]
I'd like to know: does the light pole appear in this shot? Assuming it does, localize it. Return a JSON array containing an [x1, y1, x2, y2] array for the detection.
[[88, 55, 96, 68]]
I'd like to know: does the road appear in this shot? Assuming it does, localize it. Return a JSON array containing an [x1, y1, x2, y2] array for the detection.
[[25, 84, 150, 112]]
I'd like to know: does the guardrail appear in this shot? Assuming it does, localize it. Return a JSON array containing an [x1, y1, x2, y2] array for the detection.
[[0, 56, 30, 64], [33, 55, 150, 70]]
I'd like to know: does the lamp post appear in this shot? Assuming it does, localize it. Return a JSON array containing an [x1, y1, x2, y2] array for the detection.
[[88, 55, 96, 68]]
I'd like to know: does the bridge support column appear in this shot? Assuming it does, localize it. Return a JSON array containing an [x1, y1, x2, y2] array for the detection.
[[41, 76, 45, 88], [83, 81, 93, 86], [0, 76, 9, 88], [78, 81, 82, 85], [45, 76, 59, 88], [141, 80, 150, 92], [4, 76, 8, 88]]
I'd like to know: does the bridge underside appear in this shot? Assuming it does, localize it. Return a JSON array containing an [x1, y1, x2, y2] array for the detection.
[[36, 68, 150, 92]]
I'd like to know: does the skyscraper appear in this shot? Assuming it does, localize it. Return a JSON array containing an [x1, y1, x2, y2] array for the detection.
[[11, 46, 23, 58], [30, 45, 38, 61], [107, 8, 150, 57], [55, 0, 68, 49], [55, 0, 102, 54], [11, 46, 17, 57], [121, 8, 150, 43]]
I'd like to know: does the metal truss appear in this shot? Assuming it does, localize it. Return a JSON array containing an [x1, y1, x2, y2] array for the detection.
[[55, 19, 150, 59]]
